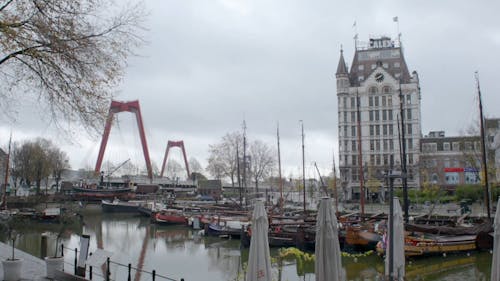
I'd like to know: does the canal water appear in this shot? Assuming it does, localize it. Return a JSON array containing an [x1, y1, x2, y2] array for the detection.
[[3, 206, 494, 281]]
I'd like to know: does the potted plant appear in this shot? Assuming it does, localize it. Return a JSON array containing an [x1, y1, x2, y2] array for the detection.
[[45, 208, 74, 279], [0, 215, 24, 281]]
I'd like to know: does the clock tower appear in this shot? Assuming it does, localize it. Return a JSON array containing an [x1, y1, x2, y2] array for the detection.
[[336, 36, 422, 202]]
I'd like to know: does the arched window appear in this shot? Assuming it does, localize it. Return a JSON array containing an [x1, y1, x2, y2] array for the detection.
[[369, 87, 378, 94], [382, 86, 392, 94]]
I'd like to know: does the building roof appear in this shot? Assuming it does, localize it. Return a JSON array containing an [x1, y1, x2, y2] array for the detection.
[[336, 49, 348, 76], [348, 37, 412, 86]]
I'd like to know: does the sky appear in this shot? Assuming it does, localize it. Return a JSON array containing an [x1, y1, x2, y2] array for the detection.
[[1, 0, 500, 180]]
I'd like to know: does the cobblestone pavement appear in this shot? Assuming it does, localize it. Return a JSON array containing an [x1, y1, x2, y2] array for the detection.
[[0, 241, 49, 280]]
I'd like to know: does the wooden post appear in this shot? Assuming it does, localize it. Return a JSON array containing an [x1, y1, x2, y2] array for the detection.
[[152, 270, 155, 281], [127, 263, 131, 281], [41, 233, 48, 259]]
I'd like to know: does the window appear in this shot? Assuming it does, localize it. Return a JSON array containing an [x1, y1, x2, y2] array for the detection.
[[358, 76, 364, 81], [465, 142, 473, 151], [369, 87, 378, 94], [383, 125, 387, 135], [382, 96, 387, 106], [465, 171, 480, 184], [370, 155, 375, 166], [369, 111, 374, 121], [351, 126, 356, 137], [351, 97, 355, 108], [389, 124, 393, 135], [408, 153, 413, 164], [343, 97, 347, 108], [370, 125, 374, 136], [376, 140, 380, 150], [383, 154, 388, 165], [371, 64, 376, 70], [394, 62, 400, 68], [407, 109, 412, 120], [343, 111, 347, 122], [389, 140, 394, 150], [370, 140, 375, 151], [344, 140, 348, 151], [452, 142, 460, 151], [388, 96, 393, 106], [352, 141, 357, 151], [406, 94, 411, 104], [383, 86, 392, 94], [369, 96, 373, 106], [358, 65, 364, 70], [376, 155, 381, 165], [352, 168, 359, 181], [383, 140, 388, 151], [352, 155, 357, 166], [395, 73, 401, 79], [388, 110, 393, 120], [375, 125, 380, 136], [407, 138, 413, 149], [343, 126, 348, 137], [375, 96, 379, 106], [382, 110, 387, 120], [443, 142, 450, 151], [375, 110, 380, 121], [445, 172, 459, 184], [407, 124, 412, 135], [383, 62, 389, 69], [351, 112, 356, 122]]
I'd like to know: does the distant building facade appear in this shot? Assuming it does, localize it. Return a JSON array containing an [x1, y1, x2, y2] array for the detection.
[[485, 118, 500, 184], [336, 36, 422, 201], [420, 131, 481, 191]]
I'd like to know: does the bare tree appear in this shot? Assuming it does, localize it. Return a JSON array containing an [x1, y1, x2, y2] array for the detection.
[[189, 157, 203, 173], [166, 159, 182, 180], [11, 138, 66, 194], [0, 0, 145, 133], [248, 139, 276, 193], [206, 132, 242, 186]]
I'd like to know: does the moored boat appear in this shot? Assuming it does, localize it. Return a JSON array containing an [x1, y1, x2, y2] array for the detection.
[[152, 209, 188, 225], [101, 199, 141, 213]]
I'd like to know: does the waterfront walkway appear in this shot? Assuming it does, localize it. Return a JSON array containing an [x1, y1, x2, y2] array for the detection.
[[0, 241, 49, 280]]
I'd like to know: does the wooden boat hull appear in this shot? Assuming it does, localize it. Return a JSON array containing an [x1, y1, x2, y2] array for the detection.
[[376, 234, 477, 257]]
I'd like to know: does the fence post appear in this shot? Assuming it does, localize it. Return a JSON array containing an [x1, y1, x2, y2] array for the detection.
[[152, 270, 155, 281], [74, 248, 78, 275], [89, 252, 93, 280], [128, 263, 131, 281], [61, 243, 64, 257], [106, 257, 110, 281]]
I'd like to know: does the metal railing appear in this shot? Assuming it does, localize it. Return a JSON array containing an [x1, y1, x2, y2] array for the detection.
[[61, 245, 185, 281]]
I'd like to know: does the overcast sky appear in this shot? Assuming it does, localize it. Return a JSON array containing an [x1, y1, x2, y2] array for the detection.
[[2, 0, 500, 180]]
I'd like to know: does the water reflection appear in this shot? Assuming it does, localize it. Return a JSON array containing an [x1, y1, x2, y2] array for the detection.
[[3, 210, 494, 281]]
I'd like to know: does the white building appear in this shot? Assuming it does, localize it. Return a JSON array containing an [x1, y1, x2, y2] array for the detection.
[[336, 36, 422, 201]]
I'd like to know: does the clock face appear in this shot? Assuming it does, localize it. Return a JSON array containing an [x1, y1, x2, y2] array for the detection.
[[375, 72, 384, 82]]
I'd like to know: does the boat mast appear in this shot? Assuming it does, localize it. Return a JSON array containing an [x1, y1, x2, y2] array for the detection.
[[333, 149, 339, 214], [236, 143, 242, 208], [398, 80, 410, 223], [476, 72, 491, 220], [242, 120, 248, 207], [277, 122, 284, 214], [356, 91, 365, 216], [2, 133, 11, 210], [300, 120, 306, 213]]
